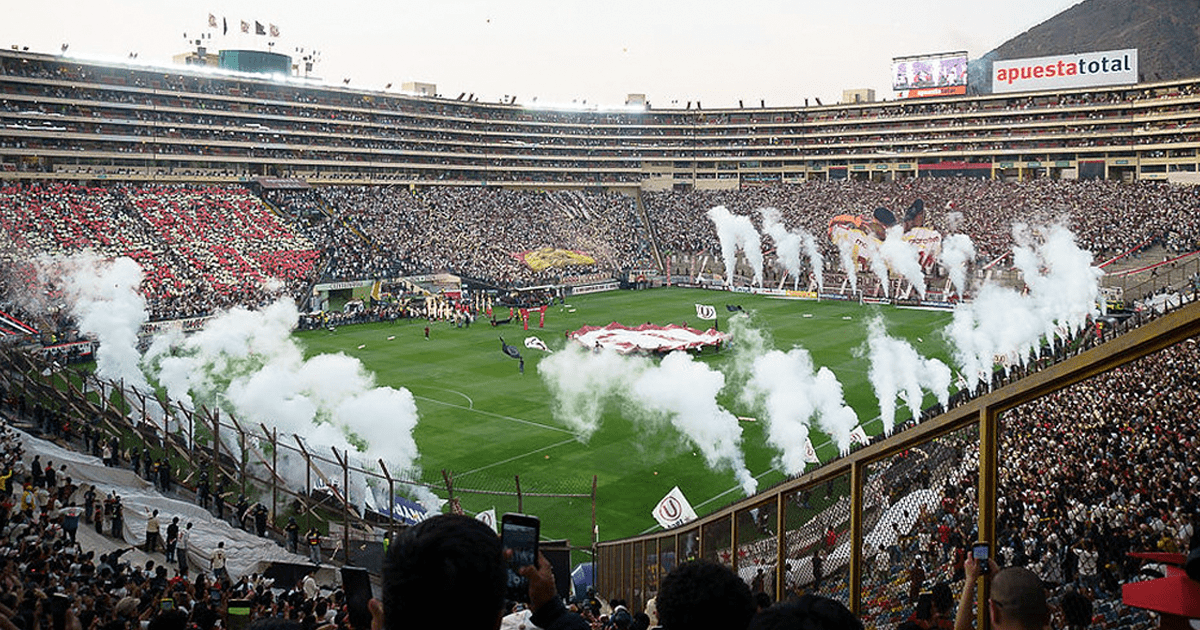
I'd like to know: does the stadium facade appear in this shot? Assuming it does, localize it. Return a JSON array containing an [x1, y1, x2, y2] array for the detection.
[[2, 48, 1200, 188]]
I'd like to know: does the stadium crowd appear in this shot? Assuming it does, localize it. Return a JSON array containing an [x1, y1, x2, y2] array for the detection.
[[3, 179, 1198, 331], [644, 178, 1200, 271]]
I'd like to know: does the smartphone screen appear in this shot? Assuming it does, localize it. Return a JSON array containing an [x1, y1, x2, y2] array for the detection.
[[50, 594, 70, 630], [341, 567, 373, 630], [501, 513, 540, 602], [972, 542, 989, 574], [160, 598, 174, 612], [226, 600, 251, 630]]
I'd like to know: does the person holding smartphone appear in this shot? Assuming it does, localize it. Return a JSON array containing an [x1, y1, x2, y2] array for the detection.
[[373, 513, 587, 630], [954, 549, 1047, 630]]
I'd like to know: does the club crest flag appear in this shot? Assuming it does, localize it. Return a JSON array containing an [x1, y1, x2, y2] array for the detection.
[[653, 486, 698, 529], [803, 437, 821, 464], [695, 304, 717, 320], [524, 336, 550, 352], [476, 508, 497, 533], [849, 425, 870, 446]]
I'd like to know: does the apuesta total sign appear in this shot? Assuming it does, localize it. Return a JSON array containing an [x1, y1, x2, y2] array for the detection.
[[992, 48, 1137, 93]]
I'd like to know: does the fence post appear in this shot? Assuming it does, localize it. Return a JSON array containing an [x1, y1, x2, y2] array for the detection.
[[976, 406, 1000, 630], [331, 447, 350, 565], [441, 469, 454, 506], [848, 460, 864, 615], [379, 460, 396, 545], [515, 475, 523, 513]]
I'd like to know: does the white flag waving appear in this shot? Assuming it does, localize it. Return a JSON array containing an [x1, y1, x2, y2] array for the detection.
[[652, 486, 699, 529], [803, 437, 822, 464], [849, 425, 870, 446], [475, 508, 497, 533], [695, 304, 717, 320]]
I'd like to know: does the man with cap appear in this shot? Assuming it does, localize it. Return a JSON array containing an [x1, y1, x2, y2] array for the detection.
[[954, 555, 1048, 630]]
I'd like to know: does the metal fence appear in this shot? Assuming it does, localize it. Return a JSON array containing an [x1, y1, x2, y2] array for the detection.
[[0, 347, 595, 563], [596, 300, 1200, 628]]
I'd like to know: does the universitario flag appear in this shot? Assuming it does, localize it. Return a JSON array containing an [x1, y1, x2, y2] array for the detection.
[[803, 437, 821, 464], [694, 304, 717, 320], [652, 486, 699, 529], [269, 23, 280, 37], [475, 508, 497, 533]]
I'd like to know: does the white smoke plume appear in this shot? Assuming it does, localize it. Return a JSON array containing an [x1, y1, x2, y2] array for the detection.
[[631, 352, 757, 495], [707, 205, 764, 287], [878, 225, 927, 299], [539, 343, 758, 496], [741, 346, 858, 470], [142, 299, 422, 502], [802, 231, 825, 292], [864, 316, 951, 436], [44, 254, 151, 392], [836, 237, 859, 294], [539, 344, 641, 441], [944, 223, 1102, 392], [945, 211, 965, 232], [760, 207, 824, 291], [725, 315, 857, 469], [939, 234, 976, 297]]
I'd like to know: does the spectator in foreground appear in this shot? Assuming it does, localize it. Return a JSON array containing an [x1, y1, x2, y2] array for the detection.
[[954, 555, 1047, 630], [747, 594, 862, 630], [371, 513, 586, 630], [656, 560, 756, 630]]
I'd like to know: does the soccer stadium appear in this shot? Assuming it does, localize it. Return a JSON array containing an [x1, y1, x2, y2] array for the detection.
[[1, 3, 1199, 630]]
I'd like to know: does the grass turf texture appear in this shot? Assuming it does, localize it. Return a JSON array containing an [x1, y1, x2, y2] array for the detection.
[[294, 287, 954, 559]]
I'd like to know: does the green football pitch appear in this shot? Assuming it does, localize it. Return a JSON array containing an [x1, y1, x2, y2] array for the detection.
[[294, 287, 955, 557]]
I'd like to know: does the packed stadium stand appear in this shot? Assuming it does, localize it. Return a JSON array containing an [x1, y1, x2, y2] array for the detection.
[[1, 42, 1200, 630]]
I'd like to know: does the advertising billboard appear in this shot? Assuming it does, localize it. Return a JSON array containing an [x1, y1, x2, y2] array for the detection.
[[992, 48, 1137, 93], [892, 51, 968, 99]]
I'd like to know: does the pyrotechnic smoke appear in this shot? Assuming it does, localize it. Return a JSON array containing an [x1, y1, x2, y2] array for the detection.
[[863, 316, 950, 436], [836, 238, 858, 294], [939, 234, 976, 297], [46, 254, 151, 391], [878, 225, 927, 299], [802, 231, 825, 292], [943, 223, 1101, 392], [707, 205, 764, 287], [539, 342, 758, 496], [740, 346, 858, 469], [631, 352, 757, 495], [539, 344, 641, 441], [142, 299, 422, 503], [760, 208, 824, 291], [945, 211, 965, 232]]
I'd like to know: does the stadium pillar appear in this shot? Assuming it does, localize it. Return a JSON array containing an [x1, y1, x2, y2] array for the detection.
[[977, 406, 1000, 630], [848, 460, 864, 615]]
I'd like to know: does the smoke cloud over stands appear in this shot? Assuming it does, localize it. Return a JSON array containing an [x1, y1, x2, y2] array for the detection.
[[707, 205, 764, 288]]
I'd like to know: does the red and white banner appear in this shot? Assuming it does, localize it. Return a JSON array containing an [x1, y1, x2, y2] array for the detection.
[[568, 322, 729, 355], [652, 486, 698, 529]]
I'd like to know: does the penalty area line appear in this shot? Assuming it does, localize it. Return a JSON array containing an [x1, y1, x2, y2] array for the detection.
[[455, 437, 579, 479], [412, 396, 574, 435]]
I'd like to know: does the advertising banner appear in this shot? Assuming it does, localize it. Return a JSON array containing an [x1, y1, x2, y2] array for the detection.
[[992, 49, 1137, 93]]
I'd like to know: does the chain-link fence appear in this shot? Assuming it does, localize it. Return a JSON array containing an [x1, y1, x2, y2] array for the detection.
[[0, 347, 595, 564]]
